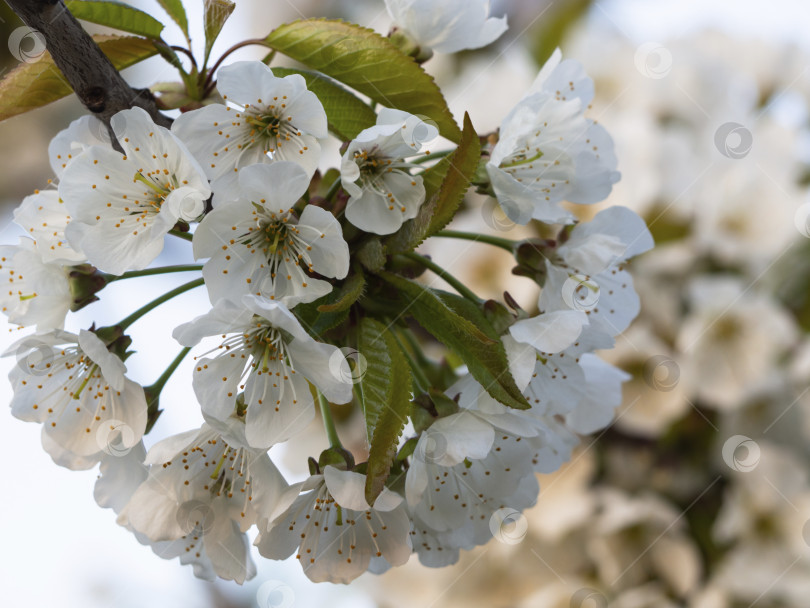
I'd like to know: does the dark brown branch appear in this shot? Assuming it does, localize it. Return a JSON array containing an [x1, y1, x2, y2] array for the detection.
[[4, 0, 172, 134]]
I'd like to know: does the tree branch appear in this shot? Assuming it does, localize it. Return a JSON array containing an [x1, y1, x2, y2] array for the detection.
[[4, 0, 172, 135]]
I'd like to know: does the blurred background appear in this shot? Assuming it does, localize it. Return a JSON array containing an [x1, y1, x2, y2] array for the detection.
[[2, 0, 810, 606]]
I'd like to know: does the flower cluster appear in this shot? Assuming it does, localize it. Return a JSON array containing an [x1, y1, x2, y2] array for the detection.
[[363, 28, 810, 608], [1, 2, 651, 586]]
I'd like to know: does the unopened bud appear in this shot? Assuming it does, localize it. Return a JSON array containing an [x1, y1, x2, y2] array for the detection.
[[68, 264, 108, 312], [388, 27, 433, 63]]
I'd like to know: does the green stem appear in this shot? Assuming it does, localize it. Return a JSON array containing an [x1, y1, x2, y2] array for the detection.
[[412, 149, 454, 164], [142, 346, 192, 434], [117, 278, 205, 330], [399, 326, 431, 368], [401, 252, 482, 304], [169, 229, 194, 242], [324, 176, 342, 202], [318, 390, 342, 448], [391, 329, 430, 393], [203, 38, 273, 94], [107, 265, 203, 282], [433, 229, 516, 252], [146, 346, 191, 394]]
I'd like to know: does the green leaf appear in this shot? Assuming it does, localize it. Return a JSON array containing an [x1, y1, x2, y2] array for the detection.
[[156, 0, 189, 37], [264, 19, 461, 142], [358, 318, 413, 505], [65, 1, 165, 39], [0, 35, 158, 122], [379, 272, 530, 410], [424, 114, 481, 234], [204, 0, 235, 64], [532, 0, 593, 66], [317, 266, 366, 313], [434, 290, 500, 340], [271, 67, 376, 141], [385, 113, 481, 254], [294, 289, 351, 338]]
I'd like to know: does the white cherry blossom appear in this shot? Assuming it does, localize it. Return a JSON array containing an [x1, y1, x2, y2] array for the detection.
[[677, 276, 797, 410], [119, 418, 287, 583], [506, 330, 629, 434], [13, 190, 85, 265], [556, 206, 654, 276], [341, 109, 435, 235], [172, 61, 327, 192], [10, 114, 111, 266], [487, 49, 620, 224], [48, 114, 112, 178], [405, 414, 538, 542], [7, 329, 146, 468], [94, 439, 239, 583], [255, 465, 412, 584], [385, 0, 507, 54], [173, 295, 353, 448], [408, 511, 461, 568], [59, 107, 211, 275], [0, 237, 72, 330], [445, 375, 578, 474], [193, 162, 349, 306], [539, 259, 639, 344]]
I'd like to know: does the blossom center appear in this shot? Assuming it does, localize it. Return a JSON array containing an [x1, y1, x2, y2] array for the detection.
[[132, 170, 177, 214], [244, 102, 302, 154]]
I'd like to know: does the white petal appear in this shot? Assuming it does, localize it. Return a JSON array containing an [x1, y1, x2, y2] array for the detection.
[[94, 442, 148, 513], [40, 427, 99, 470], [509, 310, 587, 353], [562, 205, 654, 269], [243, 366, 315, 448], [287, 339, 354, 405], [502, 334, 535, 391], [192, 353, 245, 421], [48, 114, 109, 178], [237, 161, 311, 211], [172, 298, 253, 347], [12, 190, 85, 264], [297, 205, 350, 279], [143, 428, 200, 465], [323, 466, 372, 511], [217, 61, 279, 101], [78, 329, 126, 391]]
